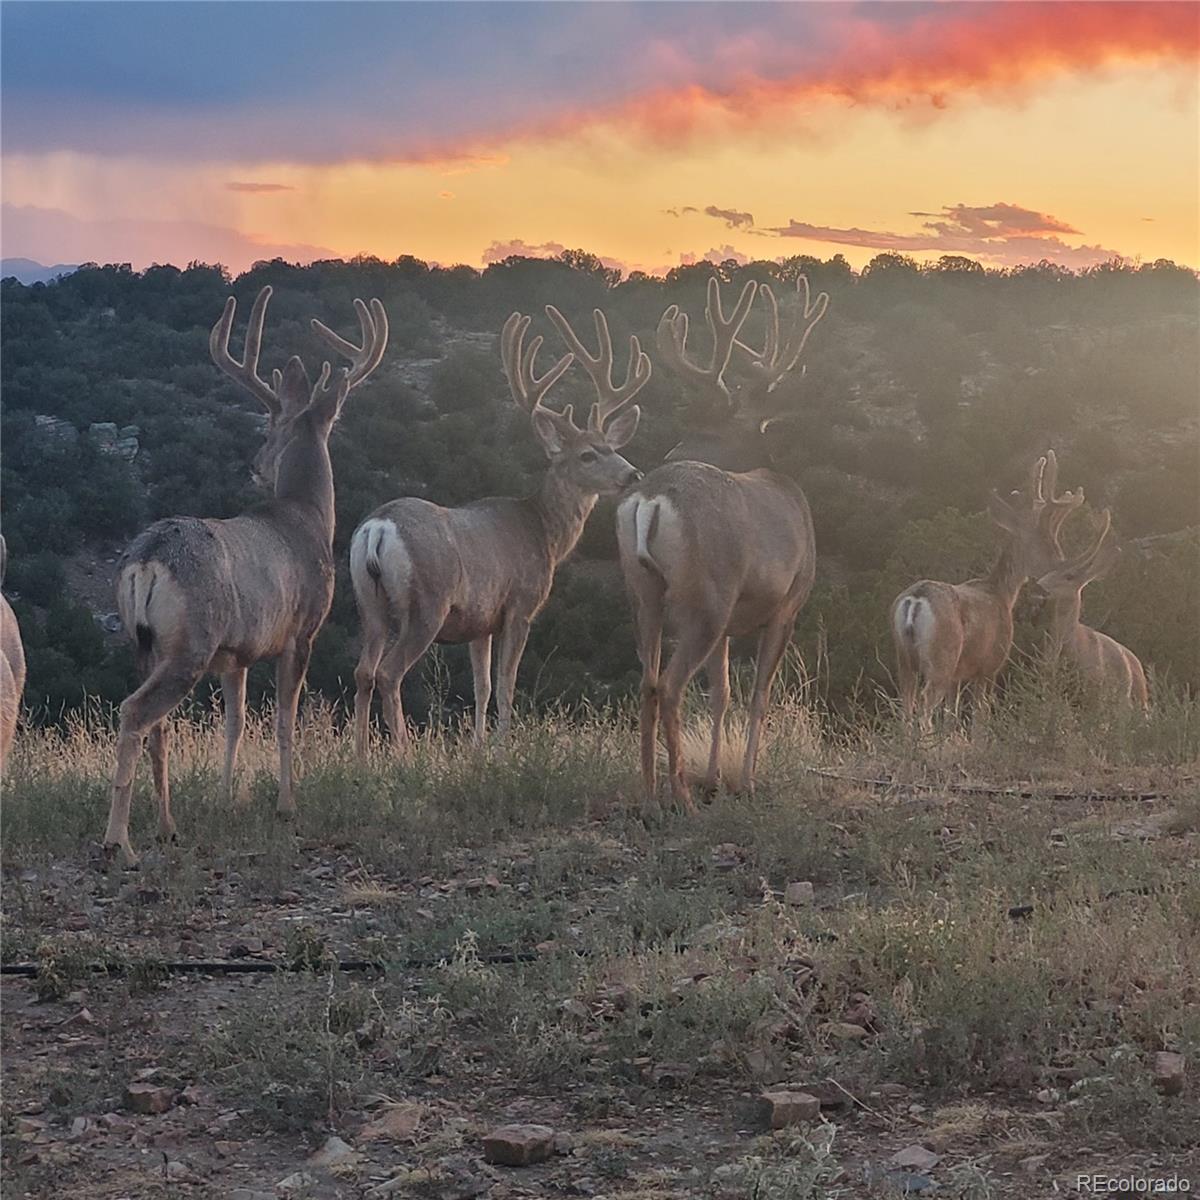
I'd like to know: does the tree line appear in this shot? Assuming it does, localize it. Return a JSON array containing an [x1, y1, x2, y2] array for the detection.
[[2, 250, 1197, 723]]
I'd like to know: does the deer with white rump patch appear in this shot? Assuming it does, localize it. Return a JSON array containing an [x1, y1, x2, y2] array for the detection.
[[349, 306, 647, 756], [104, 286, 388, 866], [617, 274, 830, 816], [1, 537, 26, 773], [1033, 508, 1148, 707], [891, 450, 1082, 726]]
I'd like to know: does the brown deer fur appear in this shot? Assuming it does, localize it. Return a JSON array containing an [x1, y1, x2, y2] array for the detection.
[[891, 451, 1082, 724], [103, 287, 387, 865], [0, 538, 26, 771], [618, 276, 829, 815], [350, 307, 647, 755], [1035, 509, 1148, 707]]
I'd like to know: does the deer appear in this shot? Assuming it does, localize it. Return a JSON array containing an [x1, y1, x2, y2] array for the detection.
[[616, 275, 830, 817], [103, 285, 388, 866], [1, 537, 26, 772], [349, 305, 647, 757], [890, 449, 1084, 727], [1032, 508, 1149, 707]]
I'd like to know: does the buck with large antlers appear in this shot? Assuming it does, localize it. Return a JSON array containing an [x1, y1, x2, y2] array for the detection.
[[350, 305, 646, 756], [891, 450, 1082, 726], [617, 275, 830, 815], [1, 537, 26, 772], [1033, 509, 1148, 707], [104, 286, 388, 865]]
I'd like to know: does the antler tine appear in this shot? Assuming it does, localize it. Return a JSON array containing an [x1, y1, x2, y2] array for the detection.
[[1027, 455, 1048, 506], [546, 306, 651, 433], [500, 311, 573, 415], [209, 286, 281, 414], [311, 297, 389, 392], [705, 277, 758, 378], [656, 305, 712, 392], [730, 275, 828, 395], [1073, 508, 1118, 580], [767, 276, 829, 392]]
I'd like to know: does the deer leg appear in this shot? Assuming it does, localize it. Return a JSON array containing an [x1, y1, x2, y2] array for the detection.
[[630, 587, 665, 816], [895, 644, 918, 721], [220, 668, 248, 804], [274, 636, 313, 818], [105, 664, 202, 867], [374, 609, 445, 753], [661, 616, 727, 815], [469, 635, 493, 746], [353, 624, 387, 761], [146, 720, 176, 843], [742, 615, 794, 795], [702, 639, 730, 794], [495, 618, 531, 739]]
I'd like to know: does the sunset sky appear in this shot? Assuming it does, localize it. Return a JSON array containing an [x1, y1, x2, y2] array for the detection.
[[2, 1, 1197, 275]]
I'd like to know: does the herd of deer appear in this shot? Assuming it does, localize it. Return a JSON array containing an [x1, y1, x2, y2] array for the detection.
[[0, 278, 1148, 867]]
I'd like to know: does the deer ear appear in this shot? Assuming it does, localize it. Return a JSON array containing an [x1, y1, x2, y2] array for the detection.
[[531, 409, 568, 457], [603, 405, 640, 450]]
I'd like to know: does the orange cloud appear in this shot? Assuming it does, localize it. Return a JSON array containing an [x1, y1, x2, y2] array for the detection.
[[226, 181, 293, 194], [399, 3, 1197, 161]]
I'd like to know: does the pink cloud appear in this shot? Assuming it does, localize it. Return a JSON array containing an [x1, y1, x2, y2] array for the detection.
[[226, 181, 293, 194], [768, 202, 1122, 269], [679, 245, 751, 267]]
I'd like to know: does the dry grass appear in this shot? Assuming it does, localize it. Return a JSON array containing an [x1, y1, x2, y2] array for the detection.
[[2, 679, 1198, 1195]]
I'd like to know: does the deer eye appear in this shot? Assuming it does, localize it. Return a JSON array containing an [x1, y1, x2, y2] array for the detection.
[[579, 449, 598, 463]]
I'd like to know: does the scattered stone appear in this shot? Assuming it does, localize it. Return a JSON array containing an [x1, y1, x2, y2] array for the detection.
[[124, 1082, 175, 1115], [784, 881, 814, 906], [1035, 1088, 1060, 1105], [710, 843, 744, 871], [821, 1021, 870, 1042], [1153, 1051, 1186, 1096], [649, 1061, 693, 1087], [482, 1123, 556, 1166], [277, 1171, 319, 1193], [309, 1134, 358, 1167], [359, 1103, 423, 1142], [802, 1081, 852, 1110], [758, 1090, 822, 1129], [890, 1144, 940, 1172], [229, 1190, 276, 1200], [164, 1160, 190, 1181], [843, 992, 876, 1027]]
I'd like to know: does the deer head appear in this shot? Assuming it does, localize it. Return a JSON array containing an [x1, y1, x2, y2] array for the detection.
[[1035, 508, 1120, 600], [987, 451, 1084, 582], [656, 275, 829, 471], [502, 306, 647, 497], [210, 286, 388, 492]]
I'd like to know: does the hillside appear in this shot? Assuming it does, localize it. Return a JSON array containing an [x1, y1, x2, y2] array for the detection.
[[1, 252, 1197, 723]]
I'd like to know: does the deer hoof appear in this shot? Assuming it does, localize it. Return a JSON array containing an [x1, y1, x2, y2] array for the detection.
[[639, 798, 664, 827], [97, 841, 140, 871]]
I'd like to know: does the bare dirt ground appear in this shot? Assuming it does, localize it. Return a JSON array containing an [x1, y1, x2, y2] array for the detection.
[[2, 712, 1197, 1198]]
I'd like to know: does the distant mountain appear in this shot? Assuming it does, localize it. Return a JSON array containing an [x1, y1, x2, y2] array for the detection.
[[1, 258, 79, 285]]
